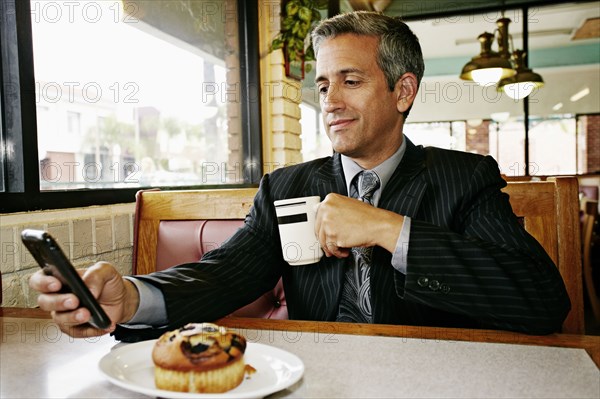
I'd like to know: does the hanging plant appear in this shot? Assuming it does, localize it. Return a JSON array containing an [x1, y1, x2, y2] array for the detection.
[[270, 0, 325, 78]]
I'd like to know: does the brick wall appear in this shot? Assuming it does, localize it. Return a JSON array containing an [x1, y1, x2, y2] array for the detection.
[[466, 120, 490, 155], [259, 0, 304, 168], [584, 114, 600, 173], [0, 204, 134, 307]]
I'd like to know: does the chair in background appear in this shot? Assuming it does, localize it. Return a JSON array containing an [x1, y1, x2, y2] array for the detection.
[[582, 199, 600, 325], [132, 188, 288, 319], [502, 177, 584, 334], [579, 185, 599, 202]]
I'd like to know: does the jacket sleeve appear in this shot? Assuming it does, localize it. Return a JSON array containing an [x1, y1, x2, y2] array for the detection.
[[397, 156, 571, 334]]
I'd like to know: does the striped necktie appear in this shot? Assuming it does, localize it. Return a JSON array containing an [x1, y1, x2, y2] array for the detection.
[[337, 170, 380, 323]]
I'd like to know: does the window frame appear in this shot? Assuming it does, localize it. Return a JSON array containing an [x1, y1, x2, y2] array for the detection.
[[0, 0, 262, 213]]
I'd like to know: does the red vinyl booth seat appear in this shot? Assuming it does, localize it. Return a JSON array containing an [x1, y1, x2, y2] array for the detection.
[[154, 219, 288, 319], [131, 187, 288, 320]]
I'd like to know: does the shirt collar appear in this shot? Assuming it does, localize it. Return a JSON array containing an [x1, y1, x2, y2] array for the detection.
[[341, 136, 407, 203]]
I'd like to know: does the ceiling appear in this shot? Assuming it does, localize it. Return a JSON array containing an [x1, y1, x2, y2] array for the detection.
[[405, 2, 600, 61]]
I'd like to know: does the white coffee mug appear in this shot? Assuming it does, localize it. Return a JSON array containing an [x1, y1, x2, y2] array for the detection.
[[274, 196, 323, 265]]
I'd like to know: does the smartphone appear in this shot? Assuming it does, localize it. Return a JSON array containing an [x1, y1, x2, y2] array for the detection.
[[21, 229, 111, 329]]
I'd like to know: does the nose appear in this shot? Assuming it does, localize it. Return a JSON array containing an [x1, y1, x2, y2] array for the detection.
[[321, 84, 344, 113]]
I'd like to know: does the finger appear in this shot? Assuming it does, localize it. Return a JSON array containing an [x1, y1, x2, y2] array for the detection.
[[334, 247, 351, 258], [315, 210, 332, 257], [313, 202, 321, 214], [80, 262, 114, 299], [53, 308, 116, 338], [327, 242, 350, 258], [321, 241, 333, 257], [29, 270, 62, 293], [37, 292, 79, 312], [324, 241, 338, 258]]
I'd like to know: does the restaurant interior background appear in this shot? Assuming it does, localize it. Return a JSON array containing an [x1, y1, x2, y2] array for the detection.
[[1, 0, 599, 331]]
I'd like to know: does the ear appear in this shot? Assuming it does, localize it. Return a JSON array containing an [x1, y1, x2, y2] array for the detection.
[[394, 73, 418, 114]]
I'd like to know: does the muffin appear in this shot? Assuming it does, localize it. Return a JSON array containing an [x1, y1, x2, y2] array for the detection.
[[152, 323, 248, 393]]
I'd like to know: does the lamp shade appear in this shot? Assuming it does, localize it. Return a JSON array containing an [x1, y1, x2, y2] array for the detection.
[[498, 50, 544, 100], [460, 32, 515, 86]]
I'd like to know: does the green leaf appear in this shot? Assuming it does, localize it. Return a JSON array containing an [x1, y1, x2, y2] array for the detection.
[[286, 2, 299, 17], [298, 7, 311, 22], [282, 18, 293, 30], [271, 38, 283, 50]]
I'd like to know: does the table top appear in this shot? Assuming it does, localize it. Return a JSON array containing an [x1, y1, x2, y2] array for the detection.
[[1, 309, 599, 399]]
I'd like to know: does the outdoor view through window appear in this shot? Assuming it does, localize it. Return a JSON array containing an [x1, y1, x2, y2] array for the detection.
[[31, 0, 242, 190]]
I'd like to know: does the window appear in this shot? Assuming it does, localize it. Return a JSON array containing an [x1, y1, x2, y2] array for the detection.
[[300, 102, 330, 162], [0, 0, 261, 211], [529, 116, 577, 175], [489, 118, 527, 176], [405, 121, 466, 151], [32, 0, 240, 190]]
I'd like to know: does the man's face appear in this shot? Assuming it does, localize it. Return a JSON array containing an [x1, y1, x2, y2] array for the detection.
[[315, 34, 405, 169]]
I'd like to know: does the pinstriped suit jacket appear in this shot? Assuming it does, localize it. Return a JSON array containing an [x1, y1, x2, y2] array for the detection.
[[136, 138, 570, 335]]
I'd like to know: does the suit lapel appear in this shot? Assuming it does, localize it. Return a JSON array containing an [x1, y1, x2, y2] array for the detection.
[[315, 152, 347, 196], [312, 154, 349, 320], [379, 137, 427, 218]]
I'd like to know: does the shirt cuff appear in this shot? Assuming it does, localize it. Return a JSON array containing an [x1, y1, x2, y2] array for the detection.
[[121, 276, 168, 327], [391, 216, 411, 274]]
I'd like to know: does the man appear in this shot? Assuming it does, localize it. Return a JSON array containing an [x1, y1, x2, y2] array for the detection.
[[30, 11, 570, 339]]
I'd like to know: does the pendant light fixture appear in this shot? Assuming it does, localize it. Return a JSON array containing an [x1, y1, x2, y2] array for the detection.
[[460, 18, 515, 86], [459, 15, 544, 100], [497, 50, 544, 100]]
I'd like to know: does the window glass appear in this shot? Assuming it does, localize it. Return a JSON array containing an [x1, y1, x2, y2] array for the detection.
[[489, 118, 526, 176], [405, 121, 466, 151], [300, 102, 330, 161], [30, 0, 241, 190], [529, 116, 577, 176]]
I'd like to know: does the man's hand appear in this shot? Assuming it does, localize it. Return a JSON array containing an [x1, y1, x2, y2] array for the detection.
[[28, 261, 139, 338], [315, 193, 404, 258]]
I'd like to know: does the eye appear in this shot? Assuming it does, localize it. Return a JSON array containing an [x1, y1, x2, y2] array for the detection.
[[318, 85, 329, 95], [345, 79, 360, 87]]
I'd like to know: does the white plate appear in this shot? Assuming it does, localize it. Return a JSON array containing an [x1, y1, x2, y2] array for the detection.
[[98, 340, 304, 399]]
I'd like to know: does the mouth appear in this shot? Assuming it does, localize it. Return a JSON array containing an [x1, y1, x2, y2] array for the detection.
[[328, 118, 355, 131]]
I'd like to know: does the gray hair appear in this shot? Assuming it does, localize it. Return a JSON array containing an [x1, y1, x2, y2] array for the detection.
[[311, 11, 424, 118]]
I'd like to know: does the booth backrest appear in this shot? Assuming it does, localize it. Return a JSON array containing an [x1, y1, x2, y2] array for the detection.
[[132, 188, 288, 319], [132, 178, 584, 331], [501, 177, 584, 334]]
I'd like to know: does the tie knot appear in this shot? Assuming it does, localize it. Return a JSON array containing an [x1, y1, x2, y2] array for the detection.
[[357, 170, 380, 203]]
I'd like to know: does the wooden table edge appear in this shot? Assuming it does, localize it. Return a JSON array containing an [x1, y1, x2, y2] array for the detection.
[[216, 317, 600, 368], [2, 307, 598, 368]]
